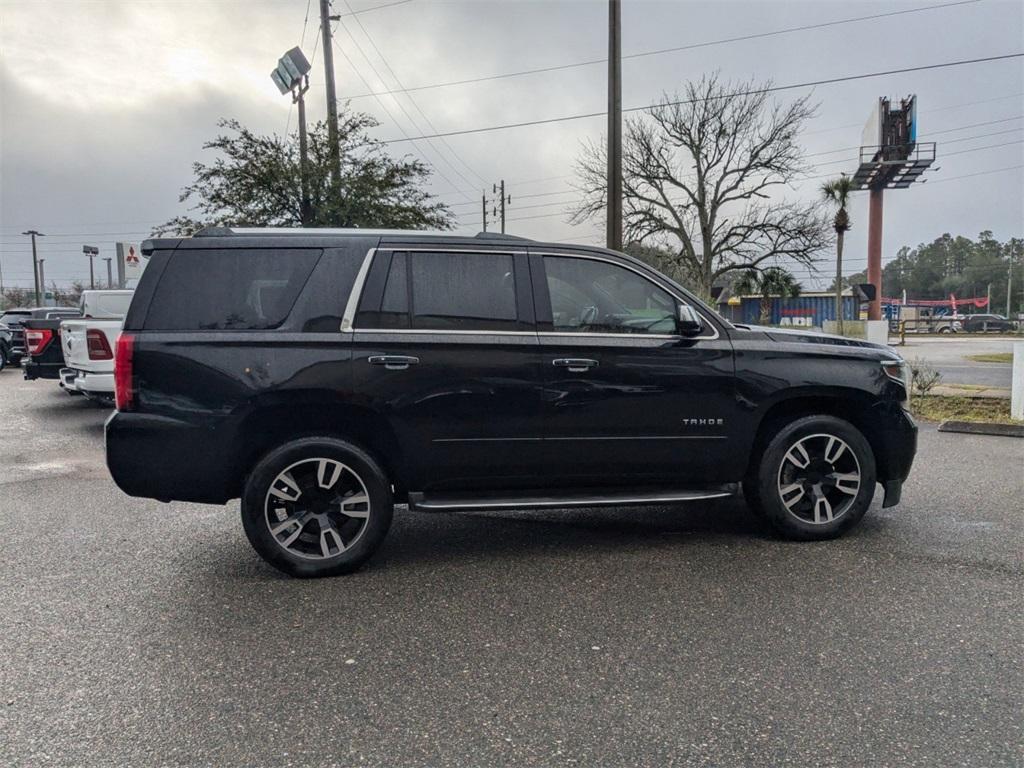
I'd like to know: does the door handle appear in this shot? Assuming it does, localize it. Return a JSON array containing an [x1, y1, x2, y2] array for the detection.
[[552, 358, 598, 373], [368, 355, 420, 370]]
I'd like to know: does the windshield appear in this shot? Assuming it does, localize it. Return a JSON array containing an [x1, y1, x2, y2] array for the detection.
[[0, 312, 30, 326]]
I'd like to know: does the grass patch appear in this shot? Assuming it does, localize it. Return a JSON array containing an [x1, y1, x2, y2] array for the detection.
[[911, 395, 1013, 424], [964, 353, 1013, 364]]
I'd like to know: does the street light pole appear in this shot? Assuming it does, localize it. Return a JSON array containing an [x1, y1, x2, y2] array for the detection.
[[104, 257, 113, 289], [38, 259, 45, 303], [295, 75, 312, 225], [22, 230, 44, 306], [272, 48, 314, 225], [82, 245, 98, 290]]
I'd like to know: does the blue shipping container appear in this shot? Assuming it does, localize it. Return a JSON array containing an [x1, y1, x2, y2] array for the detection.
[[739, 295, 859, 328]]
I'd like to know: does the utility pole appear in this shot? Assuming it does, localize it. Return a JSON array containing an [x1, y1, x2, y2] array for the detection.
[[1007, 250, 1015, 317], [104, 257, 113, 289], [606, 0, 622, 251], [22, 230, 44, 306], [319, 0, 343, 203], [83, 245, 98, 290], [481, 191, 488, 232], [38, 259, 45, 303], [492, 180, 511, 234]]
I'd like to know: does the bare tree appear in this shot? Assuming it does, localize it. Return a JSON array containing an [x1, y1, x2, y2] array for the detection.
[[572, 73, 830, 298]]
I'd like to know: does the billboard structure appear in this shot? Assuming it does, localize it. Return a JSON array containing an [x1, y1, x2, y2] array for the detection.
[[852, 95, 934, 190], [851, 96, 936, 320]]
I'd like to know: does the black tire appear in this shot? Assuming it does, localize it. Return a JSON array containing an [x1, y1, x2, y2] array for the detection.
[[745, 415, 876, 541], [0, 346, 6, 372], [241, 436, 393, 578]]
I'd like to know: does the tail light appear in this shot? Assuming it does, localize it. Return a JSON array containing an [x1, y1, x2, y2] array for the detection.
[[114, 333, 136, 411], [86, 329, 114, 360], [25, 328, 54, 356]]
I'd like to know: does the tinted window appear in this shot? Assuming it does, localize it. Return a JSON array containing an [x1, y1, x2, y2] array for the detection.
[[379, 252, 410, 328], [408, 252, 518, 331], [144, 248, 321, 330], [0, 312, 30, 325], [544, 256, 677, 335]]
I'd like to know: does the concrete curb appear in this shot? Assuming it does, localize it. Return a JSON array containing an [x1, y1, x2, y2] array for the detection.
[[937, 420, 1024, 438]]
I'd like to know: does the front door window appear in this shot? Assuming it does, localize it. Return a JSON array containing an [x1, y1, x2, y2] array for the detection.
[[543, 256, 677, 335]]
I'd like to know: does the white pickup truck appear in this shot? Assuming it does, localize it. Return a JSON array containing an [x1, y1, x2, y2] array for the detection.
[[59, 290, 134, 403]]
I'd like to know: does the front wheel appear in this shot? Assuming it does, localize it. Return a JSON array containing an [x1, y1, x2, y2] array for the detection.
[[241, 437, 393, 577], [745, 415, 876, 540]]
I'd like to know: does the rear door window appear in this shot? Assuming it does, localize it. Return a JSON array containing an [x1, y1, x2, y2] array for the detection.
[[408, 251, 519, 331], [143, 248, 321, 330]]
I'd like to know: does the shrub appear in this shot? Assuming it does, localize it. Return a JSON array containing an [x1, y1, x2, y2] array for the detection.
[[910, 357, 942, 397]]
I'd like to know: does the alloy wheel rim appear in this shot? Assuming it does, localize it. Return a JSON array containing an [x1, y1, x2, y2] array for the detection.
[[263, 458, 371, 559], [776, 433, 861, 525]]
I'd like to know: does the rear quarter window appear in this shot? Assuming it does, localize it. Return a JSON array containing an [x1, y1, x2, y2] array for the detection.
[[143, 248, 322, 331]]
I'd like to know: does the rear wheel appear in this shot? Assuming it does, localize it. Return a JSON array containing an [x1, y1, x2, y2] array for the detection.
[[241, 437, 393, 577], [0, 346, 6, 372], [745, 415, 876, 540]]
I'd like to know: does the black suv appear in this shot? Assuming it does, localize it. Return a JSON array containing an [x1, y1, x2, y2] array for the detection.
[[106, 228, 917, 577]]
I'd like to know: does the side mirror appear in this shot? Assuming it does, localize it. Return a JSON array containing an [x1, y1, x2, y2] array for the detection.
[[676, 304, 704, 336]]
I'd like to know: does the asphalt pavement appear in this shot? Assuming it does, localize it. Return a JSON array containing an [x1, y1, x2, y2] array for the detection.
[[1, 373, 1022, 767], [892, 336, 1018, 389]]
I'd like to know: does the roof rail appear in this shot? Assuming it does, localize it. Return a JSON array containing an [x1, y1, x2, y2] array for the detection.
[[474, 232, 529, 241], [192, 226, 459, 238]]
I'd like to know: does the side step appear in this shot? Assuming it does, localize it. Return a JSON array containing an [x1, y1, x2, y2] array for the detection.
[[407, 486, 736, 512]]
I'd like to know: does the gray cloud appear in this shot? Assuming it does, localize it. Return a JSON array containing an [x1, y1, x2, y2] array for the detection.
[[1, 0, 1021, 290]]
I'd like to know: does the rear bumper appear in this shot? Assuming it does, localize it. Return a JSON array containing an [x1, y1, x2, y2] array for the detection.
[[23, 359, 62, 380], [65, 370, 114, 394], [105, 411, 237, 504]]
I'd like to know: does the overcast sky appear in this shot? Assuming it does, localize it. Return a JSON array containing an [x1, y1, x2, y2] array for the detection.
[[1, 0, 1021, 292]]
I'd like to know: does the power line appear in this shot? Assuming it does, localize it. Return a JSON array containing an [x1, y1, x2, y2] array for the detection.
[[923, 163, 1024, 184], [337, 0, 415, 17], [380, 53, 1024, 144], [942, 138, 1023, 156], [338, 0, 981, 100], [329, 34, 474, 200], [339, 0, 489, 188]]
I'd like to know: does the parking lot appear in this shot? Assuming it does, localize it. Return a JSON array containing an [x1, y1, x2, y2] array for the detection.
[[1, 372, 1022, 767], [894, 336, 1017, 389]]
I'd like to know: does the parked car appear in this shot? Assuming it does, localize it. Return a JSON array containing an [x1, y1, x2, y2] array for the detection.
[[105, 228, 917, 577], [59, 290, 134, 403], [23, 312, 82, 380], [0, 323, 12, 371], [0, 307, 80, 366], [961, 313, 1016, 333]]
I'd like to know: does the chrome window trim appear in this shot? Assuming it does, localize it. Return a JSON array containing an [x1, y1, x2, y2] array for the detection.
[[345, 247, 529, 333], [344, 246, 719, 341], [355, 329, 538, 336], [532, 250, 720, 341], [340, 247, 377, 332]]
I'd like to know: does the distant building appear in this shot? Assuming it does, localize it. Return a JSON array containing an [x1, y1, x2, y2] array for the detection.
[[717, 289, 860, 328]]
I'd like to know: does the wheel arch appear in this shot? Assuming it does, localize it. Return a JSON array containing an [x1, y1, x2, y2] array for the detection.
[[745, 390, 892, 481], [230, 393, 405, 499]]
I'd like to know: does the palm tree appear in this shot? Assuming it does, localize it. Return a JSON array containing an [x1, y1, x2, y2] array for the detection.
[[733, 267, 802, 325], [821, 175, 855, 334]]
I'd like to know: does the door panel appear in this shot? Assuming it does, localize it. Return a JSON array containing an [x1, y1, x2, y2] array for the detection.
[[530, 251, 741, 485], [350, 249, 544, 491]]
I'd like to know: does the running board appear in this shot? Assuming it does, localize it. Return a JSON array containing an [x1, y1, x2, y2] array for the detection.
[[407, 486, 736, 512]]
